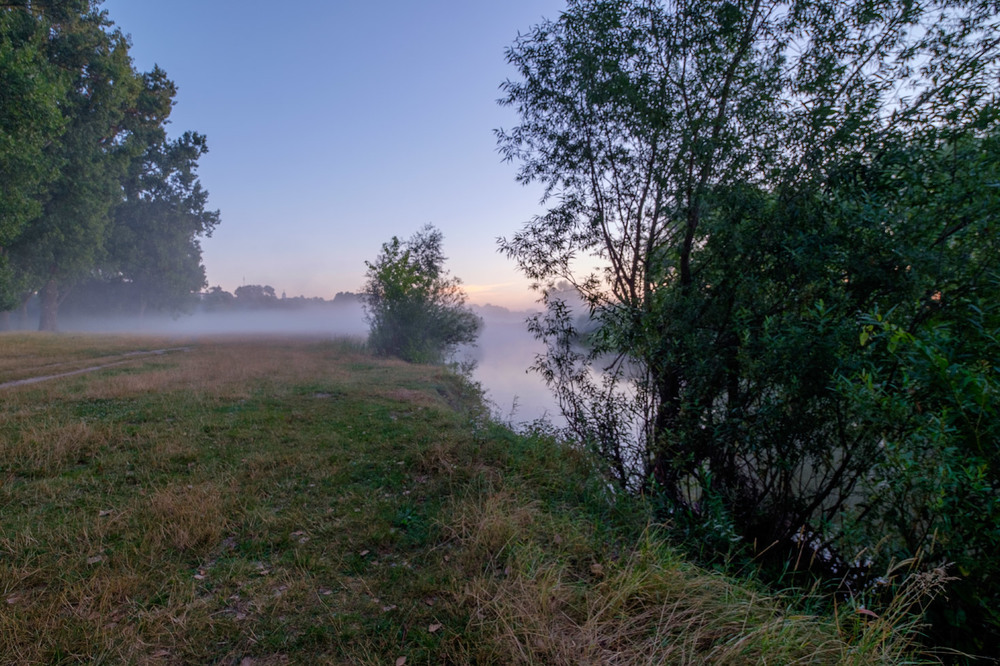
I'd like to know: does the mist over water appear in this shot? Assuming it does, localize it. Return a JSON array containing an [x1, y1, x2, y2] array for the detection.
[[458, 316, 559, 426], [34, 303, 559, 427]]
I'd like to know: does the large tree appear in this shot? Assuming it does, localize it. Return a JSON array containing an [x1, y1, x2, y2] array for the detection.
[[2, 1, 182, 330], [9, 1, 145, 330], [93, 126, 220, 317], [499, 0, 999, 649], [0, 3, 67, 311], [2, 2, 217, 329]]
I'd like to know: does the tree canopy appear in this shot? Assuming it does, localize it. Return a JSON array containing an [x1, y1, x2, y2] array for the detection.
[[0, 1, 218, 329], [499, 0, 999, 651]]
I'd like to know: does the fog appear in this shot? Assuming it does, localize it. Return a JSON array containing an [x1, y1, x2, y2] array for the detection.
[[55, 303, 371, 339], [457, 314, 559, 426], [27, 303, 559, 427]]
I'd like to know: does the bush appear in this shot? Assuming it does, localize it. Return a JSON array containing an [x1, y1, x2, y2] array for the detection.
[[362, 224, 482, 364]]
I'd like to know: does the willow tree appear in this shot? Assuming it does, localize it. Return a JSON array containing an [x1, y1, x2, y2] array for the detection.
[[499, 0, 998, 580]]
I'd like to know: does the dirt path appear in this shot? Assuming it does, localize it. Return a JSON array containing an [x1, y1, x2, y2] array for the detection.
[[0, 348, 190, 390]]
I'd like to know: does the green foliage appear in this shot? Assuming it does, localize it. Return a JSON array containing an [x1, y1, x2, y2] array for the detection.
[[234, 284, 278, 308], [11, 3, 146, 330], [0, 2, 217, 328], [64, 129, 220, 318], [0, 6, 67, 309], [102, 125, 219, 316], [499, 0, 1000, 653], [844, 297, 1000, 648], [363, 225, 481, 364]]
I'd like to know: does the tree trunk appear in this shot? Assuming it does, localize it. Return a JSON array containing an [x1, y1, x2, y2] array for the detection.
[[18, 292, 31, 328], [650, 367, 684, 501], [39, 279, 59, 332]]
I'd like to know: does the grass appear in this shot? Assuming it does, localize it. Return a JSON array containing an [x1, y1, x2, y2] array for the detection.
[[0, 333, 935, 664]]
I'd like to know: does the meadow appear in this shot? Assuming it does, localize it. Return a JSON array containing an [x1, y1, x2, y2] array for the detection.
[[0, 334, 931, 664]]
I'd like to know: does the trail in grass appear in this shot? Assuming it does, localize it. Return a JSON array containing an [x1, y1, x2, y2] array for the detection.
[[0, 347, 190, 389]]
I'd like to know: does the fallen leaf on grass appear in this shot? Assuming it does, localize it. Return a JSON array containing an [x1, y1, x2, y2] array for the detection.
[[87, 555, 103, 565], [98, 510, 113, 517], [395, 658, 406, 666], [382, 604, 397, 612], [428, 623, 442, 633], [359, 550, 370, 557]]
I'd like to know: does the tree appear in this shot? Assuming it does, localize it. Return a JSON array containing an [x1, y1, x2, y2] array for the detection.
[[6, 1, 147, 330], [201, 285, 235, 312], [234, 284, 278, 308], [100, 128, 220, 317], [499, 0, 999, 649], [363, 225, 482, 364], [831, 132, 1000, 650], [1, 2, 218, 329], [0, 4, 67, 311]]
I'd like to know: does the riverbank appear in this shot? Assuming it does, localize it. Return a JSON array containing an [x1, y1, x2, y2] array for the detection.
[[0, 334, 927, 663]]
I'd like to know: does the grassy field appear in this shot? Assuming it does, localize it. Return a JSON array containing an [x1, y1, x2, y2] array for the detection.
[[0, 334, 931, 664]]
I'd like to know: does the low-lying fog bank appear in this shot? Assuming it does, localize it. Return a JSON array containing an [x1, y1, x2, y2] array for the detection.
[[53, 303, 370, 338], [17, 303, 561, 427]]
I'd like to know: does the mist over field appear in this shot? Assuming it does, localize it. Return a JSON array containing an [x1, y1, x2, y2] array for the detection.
[[54, 302, 370, 338], [8, 301, 559, 426]]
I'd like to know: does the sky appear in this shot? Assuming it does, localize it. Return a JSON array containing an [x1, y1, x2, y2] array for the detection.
[[100, 0, 567, 310]]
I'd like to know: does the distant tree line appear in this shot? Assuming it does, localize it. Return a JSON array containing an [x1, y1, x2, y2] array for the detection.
[[0, 0, 218, 331], [190, 286, 360, 313]]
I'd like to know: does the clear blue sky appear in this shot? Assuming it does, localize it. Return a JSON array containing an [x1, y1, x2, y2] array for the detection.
[[100, 0, 565, 309]]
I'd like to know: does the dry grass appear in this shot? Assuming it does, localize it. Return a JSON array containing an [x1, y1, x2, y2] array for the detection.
[[448, 502, 938, 665], [435, 427, 941, 665], [143, 482, 231, 554]]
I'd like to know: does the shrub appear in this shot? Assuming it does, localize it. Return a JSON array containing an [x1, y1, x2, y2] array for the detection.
[[362, 224, 482, 364]]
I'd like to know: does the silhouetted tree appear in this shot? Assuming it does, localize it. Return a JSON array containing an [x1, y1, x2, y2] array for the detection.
[[234, 284, 278, 308], [500, 0, 1000, 650]]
